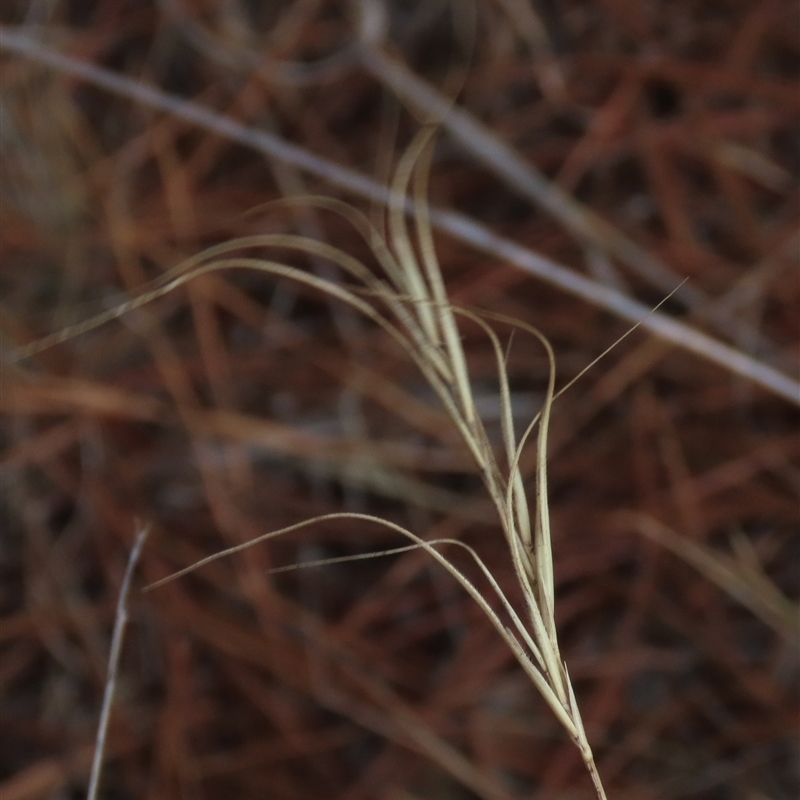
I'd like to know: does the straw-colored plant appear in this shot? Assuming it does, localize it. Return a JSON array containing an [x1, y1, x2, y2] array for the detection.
[[15, 127, 608, 799]]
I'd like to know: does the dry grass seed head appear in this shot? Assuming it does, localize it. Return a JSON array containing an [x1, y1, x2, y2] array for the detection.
[[13, 128, 607, 799]]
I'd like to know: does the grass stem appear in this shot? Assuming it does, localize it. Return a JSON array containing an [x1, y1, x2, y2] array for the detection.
[[85, 524, 149, 800]]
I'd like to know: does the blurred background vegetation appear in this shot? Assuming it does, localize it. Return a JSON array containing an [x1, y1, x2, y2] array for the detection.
[[1, 1, 798, 798]]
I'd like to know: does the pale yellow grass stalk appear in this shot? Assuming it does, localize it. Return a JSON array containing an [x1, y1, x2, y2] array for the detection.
[[13, 129, 608, 799]]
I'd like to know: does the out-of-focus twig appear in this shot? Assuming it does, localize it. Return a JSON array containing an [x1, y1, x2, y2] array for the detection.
[[1, 27, 798, 407], [85, 524, 149, 800]]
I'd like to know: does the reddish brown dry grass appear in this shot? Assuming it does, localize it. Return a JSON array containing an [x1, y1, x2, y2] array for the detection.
[[1, 2, 798, 799]]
